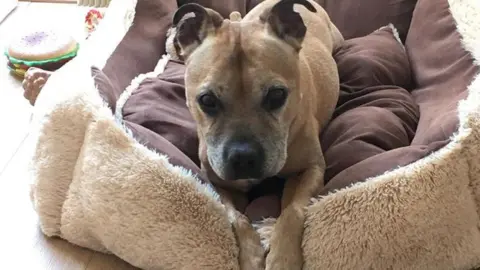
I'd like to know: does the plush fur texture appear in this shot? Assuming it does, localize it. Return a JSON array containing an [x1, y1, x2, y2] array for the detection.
[[29, 0, 480, 269], [29, 44, 239, 270]]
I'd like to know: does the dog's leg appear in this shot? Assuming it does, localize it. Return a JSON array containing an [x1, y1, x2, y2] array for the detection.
[[265, 158, 325, 270], [200, 141, 264, 269], [216, 187, 265, 270], [232, 210, 266, 270]]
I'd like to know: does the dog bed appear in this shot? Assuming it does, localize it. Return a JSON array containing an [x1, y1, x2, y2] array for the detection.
[[28, 0, 480, 269]]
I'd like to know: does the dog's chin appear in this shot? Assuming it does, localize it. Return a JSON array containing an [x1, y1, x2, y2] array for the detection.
[[208, 155, 285, 191], [208, 164, 264, 192], [217, 168, 283, 192], [222, 178, 264, 192]]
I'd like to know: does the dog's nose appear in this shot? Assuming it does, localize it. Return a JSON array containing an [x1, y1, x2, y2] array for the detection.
[[224, 140, 265, 180]]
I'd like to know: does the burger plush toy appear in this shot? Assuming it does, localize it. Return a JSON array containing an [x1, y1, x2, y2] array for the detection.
[[4, 28, 79, 77]]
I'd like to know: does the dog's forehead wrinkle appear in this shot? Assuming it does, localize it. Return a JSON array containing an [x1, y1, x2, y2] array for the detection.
[[208, 24, 255, 100]]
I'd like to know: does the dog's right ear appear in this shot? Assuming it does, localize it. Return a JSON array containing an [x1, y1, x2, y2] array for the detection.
[[173, 4, 224, 60]]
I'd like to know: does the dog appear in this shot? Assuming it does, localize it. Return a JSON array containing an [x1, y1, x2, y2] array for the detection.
[[172, 0, 343, 269]]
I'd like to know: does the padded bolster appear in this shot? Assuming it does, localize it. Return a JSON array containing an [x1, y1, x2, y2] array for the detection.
[[102, 0, 178, 106], [91, 66, 117, 111], [405, 0, 479, 146]]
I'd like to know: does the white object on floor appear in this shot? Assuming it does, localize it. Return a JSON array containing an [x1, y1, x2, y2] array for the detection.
[[77, 0, 111, 8]]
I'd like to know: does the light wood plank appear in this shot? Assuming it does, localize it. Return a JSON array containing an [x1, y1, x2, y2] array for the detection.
[[0, 134, 136, 269], [0, 134, 93, 270], [0, 2, 32, 173]]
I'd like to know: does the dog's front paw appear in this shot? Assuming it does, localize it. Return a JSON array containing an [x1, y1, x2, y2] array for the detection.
[[265, 236, 303, 270], [265, 207, 305, 270], [233, 214, 265, 270], [253, 217, 276, 253]]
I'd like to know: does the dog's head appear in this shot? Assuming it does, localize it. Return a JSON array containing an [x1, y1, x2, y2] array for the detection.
[[173, 0, 316, 185]]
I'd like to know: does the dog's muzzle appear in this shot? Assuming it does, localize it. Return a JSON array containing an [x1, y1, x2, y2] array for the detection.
[[223, 138, 265, 180]]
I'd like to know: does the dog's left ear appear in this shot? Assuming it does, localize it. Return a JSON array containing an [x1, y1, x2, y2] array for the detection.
[[173, 3, 224, 60], [261, 0, 317, 51]]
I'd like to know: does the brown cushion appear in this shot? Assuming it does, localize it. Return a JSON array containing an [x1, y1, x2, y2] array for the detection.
[[320, 25, 420, 193], [321, 0, 479, 194], [122, 60, 201, 167], [333, 26, 413, 91], [315, 0, 417, 42]]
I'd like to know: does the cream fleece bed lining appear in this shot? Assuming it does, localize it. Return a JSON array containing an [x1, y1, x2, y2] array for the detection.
[[28, 0, 480, 269]]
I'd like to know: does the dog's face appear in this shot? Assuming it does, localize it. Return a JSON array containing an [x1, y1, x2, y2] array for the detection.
[[173, 1, 316, 184]]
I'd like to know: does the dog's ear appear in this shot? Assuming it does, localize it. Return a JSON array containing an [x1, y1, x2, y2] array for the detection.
[[261, 0, 317, 51], [173, 3, 224, 60]]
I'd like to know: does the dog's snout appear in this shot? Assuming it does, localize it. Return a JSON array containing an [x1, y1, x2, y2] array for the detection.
[[224, 140, 265, 180]]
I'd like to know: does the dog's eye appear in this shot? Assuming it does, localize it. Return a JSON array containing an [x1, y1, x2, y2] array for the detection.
[[198, 92, 221, 116], [263, 86, 288, 111]]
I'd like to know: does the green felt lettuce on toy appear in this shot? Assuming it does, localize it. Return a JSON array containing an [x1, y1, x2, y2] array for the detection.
[[4, 28, 79, 77]]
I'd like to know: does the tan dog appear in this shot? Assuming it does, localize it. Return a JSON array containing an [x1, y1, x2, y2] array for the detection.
[[172, 0, 343, 269]]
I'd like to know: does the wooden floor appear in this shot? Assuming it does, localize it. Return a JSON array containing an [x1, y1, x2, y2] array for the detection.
[[0, 3, 136, 269]]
